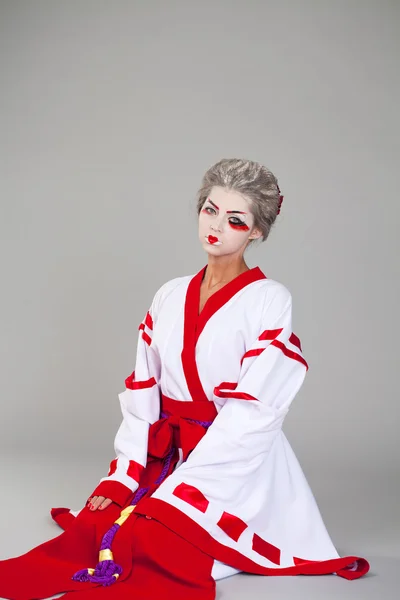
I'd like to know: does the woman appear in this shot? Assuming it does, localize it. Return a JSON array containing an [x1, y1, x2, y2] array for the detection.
[[0, 159, 369, 600]]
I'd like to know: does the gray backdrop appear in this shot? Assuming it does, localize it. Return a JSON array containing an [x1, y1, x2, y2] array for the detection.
[[0, 1, 399, 598]]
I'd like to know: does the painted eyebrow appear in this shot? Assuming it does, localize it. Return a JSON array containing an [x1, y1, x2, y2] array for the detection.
[[207, 199, 220, 210], [206, 200, 247, 215]]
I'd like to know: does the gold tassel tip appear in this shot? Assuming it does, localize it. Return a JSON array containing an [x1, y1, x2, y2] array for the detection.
[[87, 568, 95, 575], [99, 549, 114, 562], [114, 504, 136, 526]]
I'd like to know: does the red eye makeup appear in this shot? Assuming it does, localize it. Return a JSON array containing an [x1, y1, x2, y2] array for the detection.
[[229, 221, 250, 231], [201, 206, 216, 216], [201, 200, 251, 232]]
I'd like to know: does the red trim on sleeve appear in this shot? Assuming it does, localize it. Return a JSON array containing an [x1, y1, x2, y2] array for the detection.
[[125, 371, 157, 390], [215, 381, 237, 390], [271, 340, 309, 370], [241, 332, 304, 365], [108, 458, 117, 476], [144, 311, 153, 330], [138, 321, 152, 345], [216, 391, 257, 401], [142, 331, 152, 346], [135, 498, 370, 580], [252, 533, 281, 565], [240, 347, 264, 365], [173, 482, 209, 513], [127, 460, 145, 482], [91, 480, 133, 507], [289, 333, 302, 351], [258, 328, 283, 341], [138, 311, 153, 332], [214, 382, 257, 401], [217, 511, 248, 542]]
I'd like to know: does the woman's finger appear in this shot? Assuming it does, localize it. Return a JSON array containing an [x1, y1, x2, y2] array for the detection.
[[98, 498, 113, 511], [90, 496, 105, 511], [88, 495, 97, 508]]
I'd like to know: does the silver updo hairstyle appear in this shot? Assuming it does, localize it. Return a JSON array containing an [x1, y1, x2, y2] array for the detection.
[[196, 158, 282, 243]]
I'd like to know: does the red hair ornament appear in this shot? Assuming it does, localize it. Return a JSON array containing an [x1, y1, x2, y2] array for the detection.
[[277, 185, 284, 215]]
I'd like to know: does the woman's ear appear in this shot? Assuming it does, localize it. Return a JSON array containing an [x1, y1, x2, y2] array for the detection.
[[248, 227, 263, 241]]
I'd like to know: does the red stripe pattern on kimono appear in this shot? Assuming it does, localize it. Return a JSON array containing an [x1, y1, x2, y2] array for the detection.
[[240, 327, 308, 370], [138, 310, 153, 346]]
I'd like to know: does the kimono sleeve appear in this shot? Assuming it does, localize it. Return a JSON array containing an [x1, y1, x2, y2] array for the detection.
[[90, 290, 162, 507], [170, 288, 308, 496]]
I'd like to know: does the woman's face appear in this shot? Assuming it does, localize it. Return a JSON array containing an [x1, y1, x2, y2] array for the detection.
[[198, 186, 262, 257]]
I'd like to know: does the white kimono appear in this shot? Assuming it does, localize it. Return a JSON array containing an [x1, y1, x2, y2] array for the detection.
[[81, 265, 368, 581]]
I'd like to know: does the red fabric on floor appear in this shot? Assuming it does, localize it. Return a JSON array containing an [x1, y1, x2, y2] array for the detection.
[[0, 508, 215, 600], [0, 397, 218, 600], [0, 502, 124, 599], [61, 516, 215, 600]]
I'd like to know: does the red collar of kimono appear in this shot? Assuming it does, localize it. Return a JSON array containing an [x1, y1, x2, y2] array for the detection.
[[181, 265, 266, 402]]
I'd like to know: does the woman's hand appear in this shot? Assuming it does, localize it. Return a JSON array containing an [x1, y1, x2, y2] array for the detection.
[[87, 495, 113, 511]]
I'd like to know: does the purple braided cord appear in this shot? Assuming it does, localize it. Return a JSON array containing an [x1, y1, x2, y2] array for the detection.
[[126, 411, 213, 508], [72, 412, 213, 585], [160, 411, 213, 428], [188, 418, 213, 427], [155, 446, 174, 483], [127, 446, 175, 507], [100, 523, 120, 551], [130, 485, 148, 504]]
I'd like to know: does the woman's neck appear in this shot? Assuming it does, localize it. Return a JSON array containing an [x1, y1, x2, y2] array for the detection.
[[202, 256, 250, 290]]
